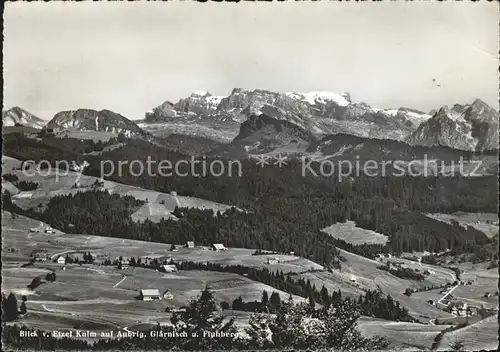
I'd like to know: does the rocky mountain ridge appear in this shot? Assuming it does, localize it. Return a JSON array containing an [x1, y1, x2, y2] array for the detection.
[[44, 109, 145, 137], [208, 113, 317, 157], [2, 107, 46, 129], [407, 99, 499, 151]]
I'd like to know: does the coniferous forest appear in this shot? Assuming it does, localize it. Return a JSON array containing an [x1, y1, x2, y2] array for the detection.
[[3, 135, 497, 262]]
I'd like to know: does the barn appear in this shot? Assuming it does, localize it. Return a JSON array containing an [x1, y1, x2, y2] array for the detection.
[[212, 243, 227, 251], [186, 241, 195, 248], [160, 264, 178, 273], [57, 256, 66, 265], [139, 289, 161, 301]]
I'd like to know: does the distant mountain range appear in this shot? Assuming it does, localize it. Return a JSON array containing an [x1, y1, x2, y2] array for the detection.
[[3, 89, 497, 152], [144, 88, 432, 141], [143, 88, 498, 152]]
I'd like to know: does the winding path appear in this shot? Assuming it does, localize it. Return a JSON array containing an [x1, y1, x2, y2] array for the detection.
[[437, 284, 460, 305], [113, 275, 127, 288]]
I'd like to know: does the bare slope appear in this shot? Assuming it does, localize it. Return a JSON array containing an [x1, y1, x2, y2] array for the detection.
[[436, 315, 499, 351], [321, 221, 389, 245], [426, 212, 499, 238], [358, 316, 452, 351], [3, 155, 235, 219]]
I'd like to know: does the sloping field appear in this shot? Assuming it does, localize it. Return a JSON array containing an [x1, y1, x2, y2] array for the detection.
[[139, 122, 238, 144], [358, 316, 452, 351], [130, 203, 178, 222], [447, 261, 499, 310], [2, 155, 25, 171], [2, 210, 321, 273], [1, 181, 20, 195], [5, 264, 299, 332], [426, 212, 499, 238], [3, 155, 236, 218], [1, 267, 53, 296], [84, 142, 126, 155], [56, 130, 118, 142], [21, 266, 301, 305], [297, 249, 457, 322], [321, 220, 389, 245], [172, 195, 234, 213], [2, 211, 304, 332], [436, 315, 499, 351]]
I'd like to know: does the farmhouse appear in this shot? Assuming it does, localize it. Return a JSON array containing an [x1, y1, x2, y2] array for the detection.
[[45, 228, 55, 234], [458, 303, 468, 316], [186, 241, 195, 248], [139, 289, 162, 301], [118, 260, 130, 270], [35, 251, 49, 262], [350, 275, 357, 283], [163, 289, 174, 300], [29, 227, 39, 233], [160, 264, 178, 273], [57, 256, 66, 265], [212, 243, 227, 251]]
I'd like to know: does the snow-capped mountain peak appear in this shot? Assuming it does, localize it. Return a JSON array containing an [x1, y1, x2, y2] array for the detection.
[[285, 91, 351, 107], [191, 90, 210, 97]]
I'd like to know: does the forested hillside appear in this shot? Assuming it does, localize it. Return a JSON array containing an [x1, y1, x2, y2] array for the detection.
[[3, 136, 496, 259]]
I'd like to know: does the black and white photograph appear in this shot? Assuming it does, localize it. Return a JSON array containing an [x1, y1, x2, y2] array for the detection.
[[1, 1, 499, 351]]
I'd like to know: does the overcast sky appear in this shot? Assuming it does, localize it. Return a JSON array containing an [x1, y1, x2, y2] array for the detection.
[[4, 1, 498, 120]]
